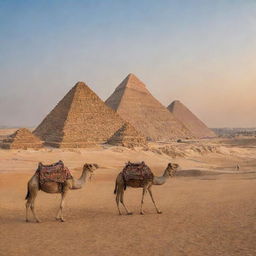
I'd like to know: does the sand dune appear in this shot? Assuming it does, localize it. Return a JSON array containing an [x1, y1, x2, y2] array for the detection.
[[0, 138, 256, 256]]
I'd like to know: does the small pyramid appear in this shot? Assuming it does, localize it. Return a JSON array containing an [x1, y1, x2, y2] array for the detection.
[[105, 74, 192, 141], [167, 100, 216, 138], [107, 123, 147, 147], [34, 82, 125, 148], [1, 128, 43, 149]]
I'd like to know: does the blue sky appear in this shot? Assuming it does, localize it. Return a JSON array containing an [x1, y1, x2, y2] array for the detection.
[[0, 0, 256, 127]]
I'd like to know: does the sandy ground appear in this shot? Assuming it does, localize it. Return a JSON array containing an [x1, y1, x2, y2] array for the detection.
[[0, 134, 256, 256]]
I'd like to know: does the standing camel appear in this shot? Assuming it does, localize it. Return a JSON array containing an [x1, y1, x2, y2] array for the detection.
[[114, 162, 179, 215], [25, 163, 98, 222]]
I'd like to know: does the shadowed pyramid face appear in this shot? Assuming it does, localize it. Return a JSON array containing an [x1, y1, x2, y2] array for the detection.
[[107, 122, 147, 147]]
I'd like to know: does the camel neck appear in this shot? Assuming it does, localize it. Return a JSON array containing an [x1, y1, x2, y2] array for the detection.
[[152, 167, 170, 185], [79, 168, 89, 183], [71, 167, 90, 189]]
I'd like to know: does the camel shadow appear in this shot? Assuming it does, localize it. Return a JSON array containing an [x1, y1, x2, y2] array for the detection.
[[176, 169, 221, 177]]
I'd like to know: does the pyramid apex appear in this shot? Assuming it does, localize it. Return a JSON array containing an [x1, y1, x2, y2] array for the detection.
[[74, 81, 87, 87], [127, 73, 141, 81], [168, 100, 183, 110], [127, 73, 136, 78], [171, 100, 182, 105], [120, 73, 146, 90]]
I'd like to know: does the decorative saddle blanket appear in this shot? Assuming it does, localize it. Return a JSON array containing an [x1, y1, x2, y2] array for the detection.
[[36, 160, 72, 185], [122, 161, 153, 186]]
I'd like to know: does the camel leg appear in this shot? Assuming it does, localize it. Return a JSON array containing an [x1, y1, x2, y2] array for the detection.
[[56, 190, 68, 222], [120, 189, 132, 215], [140, 187, 147, 215], [148, 186, 162, 214], [27, 189, 41, 223], [115, 188, 122, 215], [26, 194, 32, 222]]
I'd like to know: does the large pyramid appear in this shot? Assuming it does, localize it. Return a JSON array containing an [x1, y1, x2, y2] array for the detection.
[[1, 128, 43, 149], [107, 122, 147, 147], [105, 74, 192, 141], [34, 82, 125, 147], [167, 100, 216, 138]]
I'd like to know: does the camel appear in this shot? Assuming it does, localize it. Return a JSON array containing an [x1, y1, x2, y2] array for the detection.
[[114, 162, 179, 215], [25, 163, 98, 223]]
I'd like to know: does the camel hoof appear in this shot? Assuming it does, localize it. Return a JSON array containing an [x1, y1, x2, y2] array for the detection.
[[36, 219, 42, 223], [127, 212, 133, 215], [157, 211, 163, 214], [140, 212, 145, 215], [26, 219, 29, 223], [60, 218, 65, 222]]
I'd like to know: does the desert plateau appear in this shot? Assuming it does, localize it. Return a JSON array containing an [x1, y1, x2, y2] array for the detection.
[[1, 128, 256, 256]]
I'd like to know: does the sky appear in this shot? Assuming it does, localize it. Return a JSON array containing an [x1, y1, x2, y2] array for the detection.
[[0, 0, 256, 128]]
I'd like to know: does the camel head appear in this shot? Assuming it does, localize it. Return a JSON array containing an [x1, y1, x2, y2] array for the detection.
[[83, 163, 99, 180], [166, 163, 179, 177], [83, 163, 99, 173]]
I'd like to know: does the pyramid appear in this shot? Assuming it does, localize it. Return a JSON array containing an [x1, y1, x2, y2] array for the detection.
[[105, 74, 192, 141], [167, 100, 216, 138], [107, 122, 147, 147], [34, 82, 125, 148], [1, 128, 43, 149]]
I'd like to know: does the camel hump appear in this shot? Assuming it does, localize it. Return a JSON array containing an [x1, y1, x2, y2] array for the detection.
[[38, 160, 64, 169], [36, 160, 72, 185], [125, 161, 146, 168], [122, 161, 153, 186]]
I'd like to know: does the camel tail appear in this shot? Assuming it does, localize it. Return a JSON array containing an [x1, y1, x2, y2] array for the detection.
[[122, 173, 127, 191], [114, 181, 117, 194], [113, 183, 126, 194], [114, 173, 127, 194], [25, 185, 30, 200]]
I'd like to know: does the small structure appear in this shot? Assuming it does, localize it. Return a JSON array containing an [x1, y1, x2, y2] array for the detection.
[[1, 128, 43, 149], [107, 123, 147, 148]]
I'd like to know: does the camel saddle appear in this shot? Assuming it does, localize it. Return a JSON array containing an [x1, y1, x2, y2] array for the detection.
[[122, 161, 153, 187], [36, 160, 72, 185]]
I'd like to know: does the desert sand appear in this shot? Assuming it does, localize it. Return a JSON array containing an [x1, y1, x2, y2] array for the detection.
[[0, 130, 256, 256]]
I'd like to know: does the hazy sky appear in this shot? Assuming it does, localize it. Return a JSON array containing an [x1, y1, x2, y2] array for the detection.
[[0, 0, 256, 128]]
